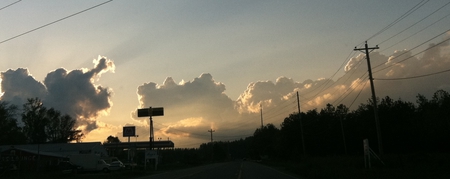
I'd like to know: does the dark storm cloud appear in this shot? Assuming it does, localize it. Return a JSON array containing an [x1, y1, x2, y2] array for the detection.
[[0, 56, 115, 133], [1, 68, 47, 106]]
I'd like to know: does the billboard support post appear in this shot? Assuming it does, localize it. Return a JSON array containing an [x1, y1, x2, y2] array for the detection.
[[137, 106, 164, 170]]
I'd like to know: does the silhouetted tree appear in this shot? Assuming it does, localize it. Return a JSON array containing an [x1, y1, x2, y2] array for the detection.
[[0, 101, 26, 145], [22, 98, 48, 144], [104, 135, 121, 143], [46, 108, 84, 143], [251, 123, 280, 159], [21, 98, 83, 144], [280, 113, 302, 160]]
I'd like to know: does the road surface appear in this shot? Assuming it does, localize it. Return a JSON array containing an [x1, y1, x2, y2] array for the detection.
[[136, 161, 301, 179]]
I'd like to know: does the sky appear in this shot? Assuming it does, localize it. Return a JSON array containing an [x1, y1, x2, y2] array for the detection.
[[1, 0, 450, 148]]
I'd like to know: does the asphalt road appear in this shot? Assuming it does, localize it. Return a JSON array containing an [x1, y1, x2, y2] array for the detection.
[[137, 161, 301, 179]]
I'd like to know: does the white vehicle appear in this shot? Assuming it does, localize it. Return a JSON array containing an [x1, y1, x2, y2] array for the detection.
[[109, 160, 125, 171], [69, 154, 110, 172]]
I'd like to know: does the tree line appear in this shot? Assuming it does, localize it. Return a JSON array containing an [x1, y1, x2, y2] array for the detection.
[[0, 98, 83, 145], [172, 89, 450, 164], [245, 89, 450, 160]]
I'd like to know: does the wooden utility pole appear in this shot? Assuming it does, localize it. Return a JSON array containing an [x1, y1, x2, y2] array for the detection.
[[339, 116, 348, 155], [297, 91, 306, 156], [354, 41, 383, 156], [208, 129, 215, 162], [260, 104, 264, 129], [208, 129, 215, 143]]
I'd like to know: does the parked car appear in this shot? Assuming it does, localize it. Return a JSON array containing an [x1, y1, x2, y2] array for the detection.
[[57, 161, 82, 174], [69, 154, 110, 172], [109, 161, 125, 171]]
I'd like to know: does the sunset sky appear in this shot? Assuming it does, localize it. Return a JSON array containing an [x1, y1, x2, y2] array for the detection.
[[1, 0, 450, 148]]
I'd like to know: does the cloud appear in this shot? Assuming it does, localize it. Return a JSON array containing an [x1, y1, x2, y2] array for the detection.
[[135, 73, 235, 122], [235, 76, 302, 113], [3, 40, 450, 148], [0, 56, 115, 134], [132, 73, 258, 147], [1, 68, 47, 106]]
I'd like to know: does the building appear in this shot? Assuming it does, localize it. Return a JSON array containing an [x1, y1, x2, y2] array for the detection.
[[0, 142, 108, 171]]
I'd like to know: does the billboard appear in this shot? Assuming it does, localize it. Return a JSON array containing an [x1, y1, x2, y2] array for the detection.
[[123, 126, 136, 137], [137, 107, 164, 117]]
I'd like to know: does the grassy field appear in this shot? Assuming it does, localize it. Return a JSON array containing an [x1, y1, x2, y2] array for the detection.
[[262, 153, 450, 179]]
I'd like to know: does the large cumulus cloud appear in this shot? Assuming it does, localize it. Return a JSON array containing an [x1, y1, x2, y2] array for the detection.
[[125, 39, 450, 148], [0, 56, 115, 133], [136, 73, 235, 121], [1, 68, 47, 106], [132, 73, 254, 147]]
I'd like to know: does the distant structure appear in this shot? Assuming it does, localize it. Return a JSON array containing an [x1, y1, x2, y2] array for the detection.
[[0, 142, 107, 171]]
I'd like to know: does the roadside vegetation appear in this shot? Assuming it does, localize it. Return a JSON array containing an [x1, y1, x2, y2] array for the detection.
[[2, 90, 450, 178]]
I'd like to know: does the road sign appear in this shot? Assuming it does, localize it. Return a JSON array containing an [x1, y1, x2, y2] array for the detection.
[[123, 126, 136, 137], [145, 150, 158, 159], [137, 107, 164, 117]]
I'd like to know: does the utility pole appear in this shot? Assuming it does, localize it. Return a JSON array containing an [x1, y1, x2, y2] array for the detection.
[[149, 107, 154, 150], [260, 104, 264, 129], [354, 41, 383, 156], [297, 91, 306, 156], [208, 129, 215, 143], [339, 116, 348, 155], [208, 129, 215, 163]]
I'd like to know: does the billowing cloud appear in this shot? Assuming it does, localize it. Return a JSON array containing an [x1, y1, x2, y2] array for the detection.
[[132, 73, 256, 147], [0, 56, 115, 134], [235, 77, 302, 113], [1, 68, 47, 106], [3, 39, 450, 148], [129, 39, 450, 147], [135, 73, 235, 122]]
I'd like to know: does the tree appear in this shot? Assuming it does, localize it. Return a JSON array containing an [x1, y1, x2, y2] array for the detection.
[[21, 98, 84, 144], [46, 108, 84, 143], [279, 113, 302, 159], [250, 123, 280, 159], [22, 98, 48, 144], [104, 135, 121, 144], [0, 101, 26, 145]]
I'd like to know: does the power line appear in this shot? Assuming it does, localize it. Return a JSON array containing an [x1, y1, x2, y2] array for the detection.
[[322, 0, 433, 110], [0, 0, 113, 44], [332, 75, 369, 107], [0, 0, 21, 11], [300, 50, 359, 102], [366, 0, 429, 42], [380, 10, 450, 54], [372, 27, 450, 73], [374, 68, 450, 81], [348, 80, 369, 109], [377, 1, 450, 46]]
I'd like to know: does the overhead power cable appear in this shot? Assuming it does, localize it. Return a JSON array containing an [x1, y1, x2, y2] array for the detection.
[[0, 0, 113, 44], [301, 50, 358, 102], [380, 10, 450, 53], [377, 1, 450, 46], [331, 74, 369, 107], [348, 80, 369, 109], [0, 0, 21, 11], [375, 68, 450, 81], [366, 0, 429, 42], [373, 30, 450, 74]]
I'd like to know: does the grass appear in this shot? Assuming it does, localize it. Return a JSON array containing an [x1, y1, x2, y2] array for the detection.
[[261, 153, 450, 179]]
